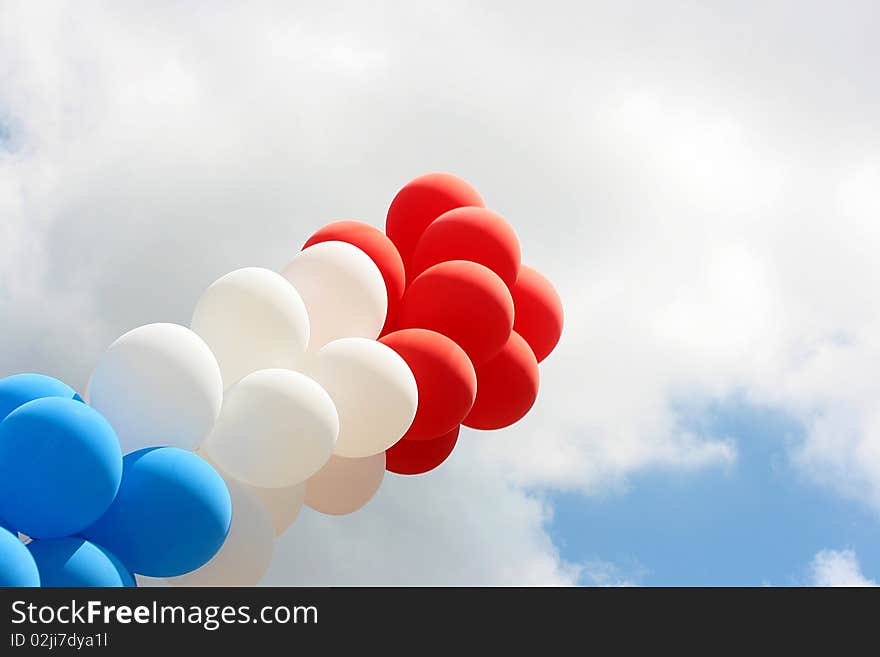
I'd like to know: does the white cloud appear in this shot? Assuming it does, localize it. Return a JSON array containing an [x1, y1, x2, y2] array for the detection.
[[579, 559, 644, 588], [2, 1, 880, 583], [808, 549, 877, 587], [267, 440, 579, 586]]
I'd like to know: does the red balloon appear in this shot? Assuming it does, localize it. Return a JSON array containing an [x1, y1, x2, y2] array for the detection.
[[386, 426, 459, 475], [512, 265, 564, 362], [385, 173, 484, 276], [463, 331, 540, 431], [397, 261, 514, 367], [380, 329, 477, 441], [410, 207, 522, 288], [303, 221, 406, 336]]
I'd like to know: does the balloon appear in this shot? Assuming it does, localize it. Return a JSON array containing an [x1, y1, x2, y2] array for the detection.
[[28, 538, 135, 587], [305, 453, 385, 516], [397, 261, 514, 366], [203, 369, 339, 488], [410, 206, 521, 288], [0, 373, 79, 422], [512, 265, 564, 362], [82, 447, 232, 578], [308, 339, 418, 458], [281, 241, 387, 351], [0, 398, 122, 539], [0, 527, 39, 587], [192, 267, 310, 389], [198, 448, 306, 537], [379, 329, 476, 441], [167, 473, 274, 587], [463, 331, 540, 430], [87, 323, 224, 453], [251, 482, 306, 537], [385, 172, 484, 274], [303, 221, 405, 336], [386, 426, 459, 475]]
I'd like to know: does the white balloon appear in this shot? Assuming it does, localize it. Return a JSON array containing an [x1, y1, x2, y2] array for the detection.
[[197, 447, 305, 537], [134, 575, 166, 587], [203, 369, 338, 488], [250, 481, 306, 537], [307, 338, 418, 458], [87, 323, 223, 453], [280, 241, 387, 351], [192, 268, 310, 389], [167, 472, 274, 587], [305, 453, 386, 516]]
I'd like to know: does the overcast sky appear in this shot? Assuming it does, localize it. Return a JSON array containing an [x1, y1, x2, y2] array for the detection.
[[2, 1, 879, 585]]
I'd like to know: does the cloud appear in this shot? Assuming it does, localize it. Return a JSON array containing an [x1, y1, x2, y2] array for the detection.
[[578, 559, 644, 588], [267, 440, 579, 586], [2, 1, 880, 584], [808, 549, 877, 587]]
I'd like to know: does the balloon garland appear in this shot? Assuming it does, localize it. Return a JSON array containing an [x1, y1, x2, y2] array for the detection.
[[0, 173, 564, 587]]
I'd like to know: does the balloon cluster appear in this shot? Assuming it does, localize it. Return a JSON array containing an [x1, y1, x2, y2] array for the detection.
[[0, 173, 563, 588], [0, 374, 232, 587]]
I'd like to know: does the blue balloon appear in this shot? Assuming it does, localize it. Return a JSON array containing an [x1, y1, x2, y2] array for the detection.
[[28, 538, 135, 587], [0, 373, 79, 422], [0, 398, 123, 539], [0, 527, 40, 587], [83, 447, 232, 578]]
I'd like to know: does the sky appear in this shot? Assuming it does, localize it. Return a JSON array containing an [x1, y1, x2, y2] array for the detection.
[[1, 0, 880, 586]]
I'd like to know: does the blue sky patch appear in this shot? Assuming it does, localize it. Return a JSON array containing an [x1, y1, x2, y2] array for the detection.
[[549, 398, 880, 586]]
